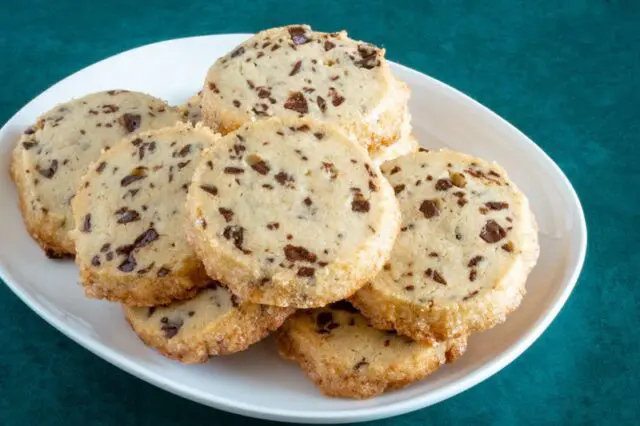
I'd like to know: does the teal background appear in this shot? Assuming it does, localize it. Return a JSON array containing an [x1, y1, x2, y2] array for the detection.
[[1, 1, 638, 424]]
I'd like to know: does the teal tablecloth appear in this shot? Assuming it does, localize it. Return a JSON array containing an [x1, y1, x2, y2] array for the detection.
[[1, 1, 638, 424]]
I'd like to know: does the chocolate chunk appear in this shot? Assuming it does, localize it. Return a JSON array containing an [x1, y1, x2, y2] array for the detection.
[[480, 220, 507, 243], [463, 290, 480, 300], [313, 132, 325, 140], [284, 245, 317, 263], [105, 252, 114, 261], [405, 285, 415, 291], [147, 307, 156, 317], [208, 82, 220, 93], [223, 225, 246, 252], [224, 167, 244, 174], [177, 160, 191, 169], [232, 100, 241, 108], [297, 267, 315, 277], [275, 171, 295, 187], [352, 199, 370, 213], [354, 44, 380, 69], [303, 197, 313, 206], [469, 270, 477, 282], [230, 46, 245, 58], [419, 199, 440, 219], [353, 358, 369, 371], [22, 141, 37, 150], [314, 96, 328, 113], [250, 160, 270, 175], [289, 60, 302, 76], [81, 214, 92, 233], [101, 104, 119, 113], [389, 166, 401, 175], [485, 201, 509, 210], [321, 162, 339, 180], [96, 161, 107, 173], [200, 184, 218, 196], [177, 144, 191, 157], [324, 40, 335, 51], [91, 255, 101, 267], [120, 166, 148, 186], [219, 207, 234, 223], [38, 159, 58, 179], [119, 113, 141, 133], [284, 92, 308, 114], [394, 184, 406, 195], [288, 26, 310, 45], [267, 222, 280, 230], [160, 317, 183, 339], [157, 267, 170, 277], [435, 178, 453, 191], [467, 255, 484, 267], [23, 126, 36, 135], [425, 268, 447, 285], [133, 228, 159, 249], [118, 253, 137, 272], [257, 87, 271, 98], [328, 88, 345, 106], [100, 243, 111, 253], [246, 79, 256, 89], [115, 208, 140, 224]]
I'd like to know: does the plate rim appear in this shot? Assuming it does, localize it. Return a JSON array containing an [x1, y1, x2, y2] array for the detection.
[[0, 33, 587, 424]]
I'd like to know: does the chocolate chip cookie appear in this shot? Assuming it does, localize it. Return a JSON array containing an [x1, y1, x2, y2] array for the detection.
[[351, 149, 540, 343]]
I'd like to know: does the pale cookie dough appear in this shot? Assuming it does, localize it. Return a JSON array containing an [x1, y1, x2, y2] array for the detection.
[[202, 25, 410, 153], [276, 302, 467, 399], [11, 90, 183, 258], [70, 123, 220, 306], [180, 91, 203, 124], [187, 117, 400, 308], [125, 281, 293, 363], [351, 149, 540, 343]]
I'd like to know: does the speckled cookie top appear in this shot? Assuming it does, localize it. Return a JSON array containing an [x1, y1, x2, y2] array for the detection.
[[203, 25, 408, 148], [71, 123, 219, 279], [372, 149, 538, 304], [187, 117, 400, 307], [14, 90, 183, 251]]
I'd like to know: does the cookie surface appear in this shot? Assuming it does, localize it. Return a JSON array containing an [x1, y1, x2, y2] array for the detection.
[[125, 281, 293, 363], [187, 117, 400, 308], [276, 302, 467, 399], [202, 25, 410, 153], [180, 92, 203, 124], [70, 123, 220, 306], [351, 150, 540, 343], [11, 90, 183, 257]]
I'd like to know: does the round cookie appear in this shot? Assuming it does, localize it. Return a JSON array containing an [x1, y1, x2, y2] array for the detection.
[[202, 25, 410, 153], [180, 91, 203, 124], [11, 90, 183, 258], [70, 123, 220, 306], [276, 302, 467, 399], [351, 149, 540, 343], [186, 117, 401, 308], [124, 281, 293, 363]]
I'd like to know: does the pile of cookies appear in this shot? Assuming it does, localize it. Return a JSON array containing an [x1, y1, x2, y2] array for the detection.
[[10, 25, 539, 399]]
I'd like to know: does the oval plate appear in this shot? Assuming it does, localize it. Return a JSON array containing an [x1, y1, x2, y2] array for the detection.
[[0, 34, 586, 424]]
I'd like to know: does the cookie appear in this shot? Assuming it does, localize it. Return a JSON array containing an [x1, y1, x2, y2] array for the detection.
[[186, 117, 401, 308], [351, 149, 540, 343], [70, 123, 220, 306], [371, 133, 418, 166], [202, 25, 410, 153], [276, 302, 467, 399], [180, 91, 203, 124], [11, 90, 183, 258], [124, 281, 293, 363]]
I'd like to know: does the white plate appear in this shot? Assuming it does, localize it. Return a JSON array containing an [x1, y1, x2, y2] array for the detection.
[[0, 34, 586, 423]]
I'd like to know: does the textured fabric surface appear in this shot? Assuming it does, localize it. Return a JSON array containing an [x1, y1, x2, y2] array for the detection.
[[0, 1, 638, 424]]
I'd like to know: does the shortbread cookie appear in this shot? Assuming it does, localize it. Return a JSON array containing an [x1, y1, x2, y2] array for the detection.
[[187, 117, 401, 308], [276, 302, 467, 399], [180, 92, 203, 124], [11, 90, 183, 258], [202, 25, 410, 153], [351, 150, 540, 343], [70, 123, 220, 306], [124, 281, 293, 363]]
